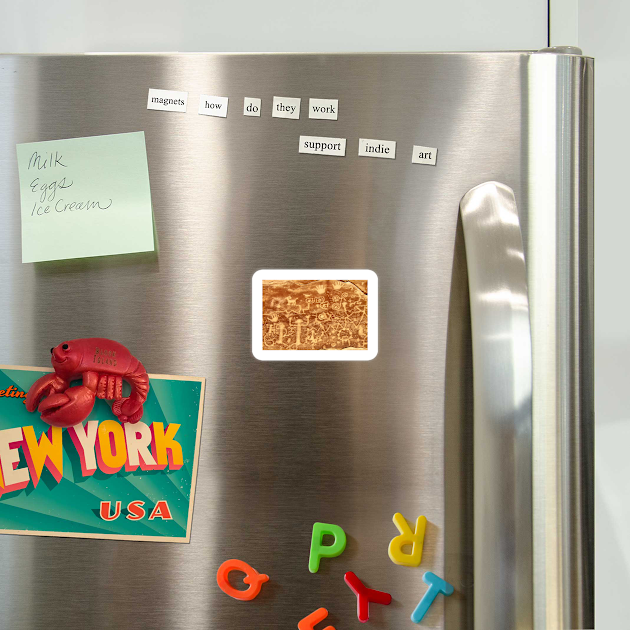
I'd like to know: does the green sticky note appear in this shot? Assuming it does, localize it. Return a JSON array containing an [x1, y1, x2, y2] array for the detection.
[[17, 131, 155, 263]]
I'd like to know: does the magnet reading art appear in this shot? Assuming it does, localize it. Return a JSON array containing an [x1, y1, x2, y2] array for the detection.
[[262, 280, 367, 350]]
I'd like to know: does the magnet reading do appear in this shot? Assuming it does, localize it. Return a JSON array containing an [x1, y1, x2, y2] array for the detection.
[[244, 97, 262, 117]]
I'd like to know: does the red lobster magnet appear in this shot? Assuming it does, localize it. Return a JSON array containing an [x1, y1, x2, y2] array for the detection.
[[26, 338, 149, 428]]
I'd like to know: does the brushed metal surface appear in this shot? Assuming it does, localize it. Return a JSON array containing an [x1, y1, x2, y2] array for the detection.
[[460, 182, 533, 630], [0, 52, 593, 629], [527, 53, 595, 629]]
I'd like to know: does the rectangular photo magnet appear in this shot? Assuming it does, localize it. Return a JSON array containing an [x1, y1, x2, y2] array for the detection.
[[252, 269, 378, 361]]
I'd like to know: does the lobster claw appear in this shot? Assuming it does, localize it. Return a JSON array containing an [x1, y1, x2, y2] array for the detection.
[[37, 386, 96, 428], [25, 373, 66, 413]]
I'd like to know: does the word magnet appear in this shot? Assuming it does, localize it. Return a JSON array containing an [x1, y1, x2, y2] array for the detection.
[[216, 559, 269, 601], [198, 95, 228, 118], [272, 96, 301, 119], [308, 522, 346, 573], [243, 97, 261, 117], [308, 98, 338, 120], [147, 88, 187, 112], [411, 144, 438, 165], [388, 512, 427, 566], [344, 571, 392, 622]]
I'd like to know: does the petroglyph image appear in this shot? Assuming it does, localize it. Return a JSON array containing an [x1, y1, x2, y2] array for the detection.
[[262, 280, 368, 350]]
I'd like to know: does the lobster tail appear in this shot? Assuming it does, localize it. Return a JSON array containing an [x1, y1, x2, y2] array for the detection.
[[112, 358, 150, 423], [126, 358, 150, 403]]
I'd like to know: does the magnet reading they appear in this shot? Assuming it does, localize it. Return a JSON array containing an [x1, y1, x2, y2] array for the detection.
[[216, 559, 269, 601], [388, 512, 427, 567]]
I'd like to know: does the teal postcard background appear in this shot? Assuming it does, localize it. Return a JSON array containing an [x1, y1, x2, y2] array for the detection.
[[0, 367, 204, 542]]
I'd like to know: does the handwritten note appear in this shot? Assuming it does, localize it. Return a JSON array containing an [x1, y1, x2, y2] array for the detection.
[[16, 132, 155, 263]]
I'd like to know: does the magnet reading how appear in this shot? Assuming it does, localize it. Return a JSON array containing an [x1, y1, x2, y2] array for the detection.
[[358, 138, 396, 159], [308, 522, 347, 573], [410, 572, 454, 624], [216, 559, 269, 601], [272, 96, 301, 119], [198, 95, 229, 118], [388, 512, 427, 567]]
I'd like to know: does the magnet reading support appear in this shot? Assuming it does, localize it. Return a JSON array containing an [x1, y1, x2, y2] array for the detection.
[[410, 572, 454, 624], [308, 522, 347, 573], [298, 607, 335, 630], [388, 512, 427, 567], [216, 559, 269, 601], [344, 571, 392, 622]]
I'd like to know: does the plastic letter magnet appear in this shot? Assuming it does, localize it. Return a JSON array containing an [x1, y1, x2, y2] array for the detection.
[[410, 571, 454, 623], [216, 559, 269, 601], [344, 571, 392, 622], [298, 607, 335, 630], [308, 522, 347, 573], [388, 512, 427, 567]]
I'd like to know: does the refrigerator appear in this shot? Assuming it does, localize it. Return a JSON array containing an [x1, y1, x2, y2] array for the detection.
[[0, 50, 593, 629]]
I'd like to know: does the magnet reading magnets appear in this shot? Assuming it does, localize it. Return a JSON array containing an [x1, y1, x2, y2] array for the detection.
[[25, 338, 149, 428], [216, 559, 269, 601]]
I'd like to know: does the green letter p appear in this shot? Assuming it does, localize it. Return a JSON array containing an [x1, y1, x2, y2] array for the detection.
[[308, 522, 347, 573]]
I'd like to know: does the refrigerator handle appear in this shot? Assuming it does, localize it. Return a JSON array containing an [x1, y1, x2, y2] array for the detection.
[[460, 182, 533, 629]]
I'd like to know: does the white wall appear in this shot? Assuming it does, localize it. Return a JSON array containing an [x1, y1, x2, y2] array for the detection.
[[575, 2, 629, 627], [0, 0, 547, 53]]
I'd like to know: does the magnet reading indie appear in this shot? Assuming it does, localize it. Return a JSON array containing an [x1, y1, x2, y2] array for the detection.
[[0, 420, 183, 496]]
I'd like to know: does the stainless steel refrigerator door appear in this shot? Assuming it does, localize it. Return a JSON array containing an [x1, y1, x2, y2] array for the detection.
[[460, 181, 533, 630], [0, 52, 593, 629]]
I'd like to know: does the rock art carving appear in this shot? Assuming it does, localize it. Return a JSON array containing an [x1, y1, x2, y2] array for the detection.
[[262, 280, 368, 351]]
